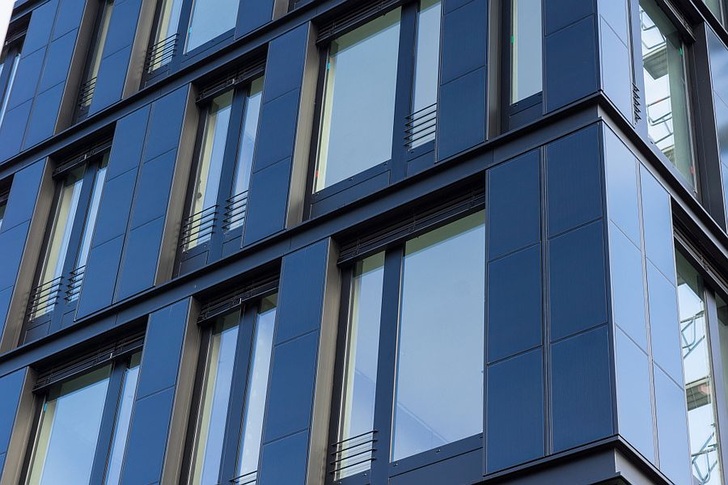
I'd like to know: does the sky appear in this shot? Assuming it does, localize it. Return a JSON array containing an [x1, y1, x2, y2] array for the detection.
[[0, 0, 11, 49]]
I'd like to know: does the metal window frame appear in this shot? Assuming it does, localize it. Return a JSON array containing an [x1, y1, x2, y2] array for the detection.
[[328, 198, 485, 484], [181, 288, 278, 485], [305, 0, 441, 217]]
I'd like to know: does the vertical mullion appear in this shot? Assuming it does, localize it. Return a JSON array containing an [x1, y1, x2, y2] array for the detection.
[[61, 163, 97, 278], [174, 0, 195, 66], [218, 304, 256, 482], [210, 88, 247, 259], [390, 4, 418, 181], [705, 290, 728, 485], [89, 362, 126, 485], [371, 247, 404, 484], [326, 269, 353, 480]]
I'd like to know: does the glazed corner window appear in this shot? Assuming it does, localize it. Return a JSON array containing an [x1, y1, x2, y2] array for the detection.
[[0, 21, 25, 128], [186, 294, 277, 485], [177, 77, 263, 272], [185, 0, 240, 53], [26, 147, 109, 334], [676, 252, 725, 484], [76, 0, 115, 121], [25, 352, 141, 485], [313, 0, 442, 193], [639, 0, 696, 191], [332, 211, 484, 480]]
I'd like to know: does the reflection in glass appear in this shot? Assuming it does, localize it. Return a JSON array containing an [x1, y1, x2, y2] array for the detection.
[[639, 0, 696, 191], [0, 199, 6, 232], [187, 91, 233, 249], [190, 312, 239, 485], [185, 0, 239, 53], [410, 0, 441, 148], [80, 0, 114, 110], [236, 296, 277, 480], [149, 0, 184, 70], [676, 253, 722, 485], [104, 353, 141, 485], [35, 166, 85, 316], [0, 50, 20, 127], [392, 211, 485, 461], [335, 253, 384, 479], [227, 79, 264, 232], [704, 0, 723, 20], [27, 366, 112, 485], [315, 10, 401, 191], [511, 0, 542, 103], [76, 154, 109, 272]]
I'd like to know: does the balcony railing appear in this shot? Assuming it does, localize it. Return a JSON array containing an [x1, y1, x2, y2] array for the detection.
[[180, 205, 217, 251], [66, 265, 86, 302], [405, 102, 436, 149], [26, 276, 63, 321], [144, 34, 178, 74], [330, 430, 377, 479], [223, 190, 249, 232], [230, 470, 257, 485]]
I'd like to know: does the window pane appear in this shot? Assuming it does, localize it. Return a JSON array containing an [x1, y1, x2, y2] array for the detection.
[[185, 0, 239, 53], [335, 253, 384, 479], [392, 212, 485, 461], [150, 0, 183, 69], [236, 295, 277, 480], [81, 0, 114, 109], [410, 0, 441, 148], [639, 0, 696, 190], [511, 0, 542, 103], [0, 50, 20, 127], [676, 253, 723, 484], [190, 312, 239, 485], [704, 0, 723, 20], [227, 78, 264, 232], [40, 168, 85, 288], [315, 10, 401, 191], [187, 91, 233, 249], [76, 154, 109, 272], [0, 199, 6, 232], [27, 366, 112, 485], [104, 353, 141, 485]]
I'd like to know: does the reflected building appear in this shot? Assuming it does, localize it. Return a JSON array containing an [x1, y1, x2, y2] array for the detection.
[[1, 0, 728, 484]]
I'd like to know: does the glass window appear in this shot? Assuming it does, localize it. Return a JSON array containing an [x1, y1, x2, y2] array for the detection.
[[27, 151, 109, 324], [27, 366, 112, 485], [704, 0, 724, 20], [185, 0, 239, 53], [77, 0, 115, 119], [676, 252, 723, 484], [187, 294, 278, 485], [315, 10, 401, 192], [313, 1, 442, 194], [510, 0, 542, 103], [0, 36, 22, 128], [148, 0, 184, 70], [332, 211, 485, 480], [639, 0, 696, 191], [25, 350, 141, 485], [178, 78, 263, 269]]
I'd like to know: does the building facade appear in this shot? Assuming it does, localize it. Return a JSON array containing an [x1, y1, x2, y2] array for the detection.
[[0, 0, 726, 483]]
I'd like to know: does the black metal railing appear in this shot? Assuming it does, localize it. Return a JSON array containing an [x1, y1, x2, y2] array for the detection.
[[26, 276, 63, 321], [180, 205, 217, 250], [223, 190, 249, 232], [230, 470, 257, 485], [405, 102, 436, 149], [145, 34, 178, 74], [66, 265, 86, 302], [329, 430, 377, 478], [78, 76, 97, 109]]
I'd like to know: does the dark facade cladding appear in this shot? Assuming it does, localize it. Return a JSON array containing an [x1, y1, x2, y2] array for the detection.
[[3, 0, 728, 483]]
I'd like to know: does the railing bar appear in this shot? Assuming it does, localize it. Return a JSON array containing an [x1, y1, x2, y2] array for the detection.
[[331, 430, 376, 447], [330, 447, 375, 464], [331, 456, 375, 473]]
